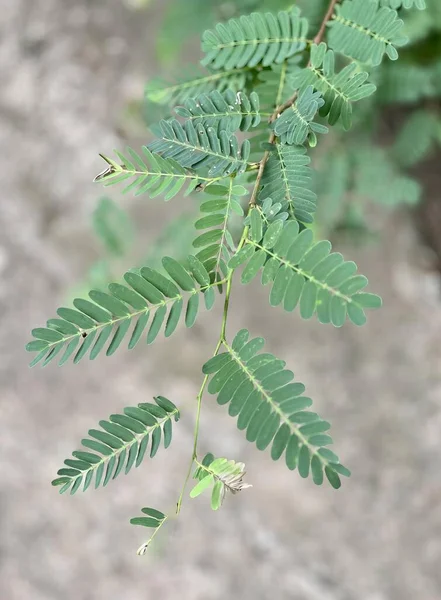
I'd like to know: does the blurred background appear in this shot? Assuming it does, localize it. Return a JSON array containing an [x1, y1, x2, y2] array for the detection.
[[2, 0, 441, 598]]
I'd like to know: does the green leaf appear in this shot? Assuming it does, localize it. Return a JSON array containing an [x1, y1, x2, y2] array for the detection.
[[201, 8, 308, 70], [27, 255, 223, 365], [130, 517, 161, 528], [148, 120, 250, 177], [205, 330, 349, 487], [94, 147, 213, 200], [190, 474, 214, 497], [233, 217, 381, 327], [327, 0, 408, 66], [52, 397, 179, 494]]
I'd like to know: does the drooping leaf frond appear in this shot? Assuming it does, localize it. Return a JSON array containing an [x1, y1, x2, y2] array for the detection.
[[94, 148, 219, 200], [92, 197, 134, 257], [377, 62, 436, 104], [289, 43, 377, 130], [353, 146, 421, 205], [229, 210, 382, 326], [327, 0, 408, 65], [258, 143, 317, 224], [314, 150, 351, 231], [193, 178, 247, 279], [175, 89, 263, 132], [203, 329, 350, 488], [380, 0, 426, 9], [391, 110, 438, 167], [201, 8, 309, 70], [148, 119, 251, 176], [51, 396, 179, 495], [26, 256, 218, 367], [271, 86, 329, 146], [145, 66, 253, 107], [190, 455, 252, 510]]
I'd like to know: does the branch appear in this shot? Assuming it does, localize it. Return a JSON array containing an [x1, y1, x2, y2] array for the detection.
[[249, 0, 339, 207]]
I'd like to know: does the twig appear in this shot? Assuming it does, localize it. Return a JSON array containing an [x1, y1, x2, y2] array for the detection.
[[249, 0, 339, 206]]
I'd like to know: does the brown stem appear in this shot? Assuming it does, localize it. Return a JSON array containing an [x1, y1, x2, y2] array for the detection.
[[248, 0, 339, 207]]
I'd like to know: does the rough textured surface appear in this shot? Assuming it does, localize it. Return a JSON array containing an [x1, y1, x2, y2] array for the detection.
[[2, 1, 441, 599]]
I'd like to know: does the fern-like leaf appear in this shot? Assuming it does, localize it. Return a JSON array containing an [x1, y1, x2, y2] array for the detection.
[[229, 210, 382, 326], [175, 89, 263, 132], [327, 0, 408, 66], [353, 146, 421, 205], [377, 63, 435, 104], [259, 143, 317, 224], [145, 66, 252, 107], [201, 8, 309, 70], [148, 119, 251, 176], [380, 0, 426, 9], [26, 256, 218, 367], [51, 397, 179, 494], [289, 43, 377, 130], [193, 178, 247, 280], [271, 86, 329, 146], [203, 329, 350, 488], [391, 110, 438, 167], [94, 148, 219, 200]]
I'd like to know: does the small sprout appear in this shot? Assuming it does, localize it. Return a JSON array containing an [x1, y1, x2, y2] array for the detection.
[[190, 456, 252, 510]]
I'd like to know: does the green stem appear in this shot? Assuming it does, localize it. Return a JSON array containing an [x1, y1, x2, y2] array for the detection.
[[176, 225, 251, 513], [176, 340, 222, 514], [136, 515, 168, 556]]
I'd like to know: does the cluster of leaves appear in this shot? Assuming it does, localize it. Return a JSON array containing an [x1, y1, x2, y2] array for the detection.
[[191, 454, 252, 510], [27, 0, 426, 558]]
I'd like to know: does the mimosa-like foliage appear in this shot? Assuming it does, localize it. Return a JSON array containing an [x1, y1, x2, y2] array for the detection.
[[28, 0, 426, 561]]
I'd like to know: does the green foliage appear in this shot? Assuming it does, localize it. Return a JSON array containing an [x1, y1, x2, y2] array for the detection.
[[201, 8, 309, 70], [26, 256, 218, 367], [203, 330, 350, 487], [392, 110, 439, 167], [289, 43, 377, 130], [92, 197, 134, 257], [52, 397, 179, 494], [258, 143, 317, 224], [148, 119, 251, 176], [193, 178, 247, 279], [271, 85, 329, 146], [95, 148, 215, 199], [190, 455, 252, 509], [28, 0, 431, 557], [175, 89, 262, 132], [376, 62, 437, 103], [380, 0, 426, 9], [231, 209, 382, 326], [353, 146, 422, 206], [145, 66, 252, 108], [255, 62, 294, 111], [327, 0, 408, 65], [130, 506, 168, 555]]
